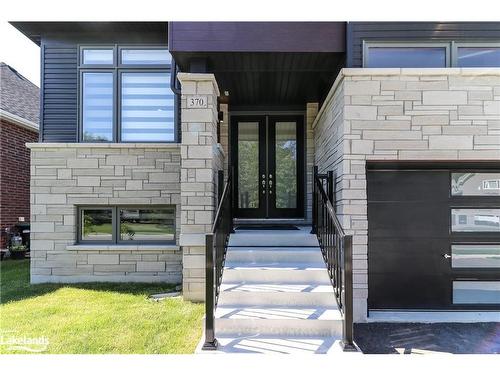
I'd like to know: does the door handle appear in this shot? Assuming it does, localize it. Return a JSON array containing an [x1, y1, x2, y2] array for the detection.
[[442, 254, 451, 259]]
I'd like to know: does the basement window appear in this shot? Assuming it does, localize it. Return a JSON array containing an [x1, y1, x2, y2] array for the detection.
[[78, 206, 175, 244]]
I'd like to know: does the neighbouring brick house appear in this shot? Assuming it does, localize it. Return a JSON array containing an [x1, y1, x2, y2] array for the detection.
[[0, 62, 39, 251], [10, 22, 500, 352]]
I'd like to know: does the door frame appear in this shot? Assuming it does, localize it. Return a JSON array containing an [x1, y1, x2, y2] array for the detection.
[[229, 111, 306, 220]]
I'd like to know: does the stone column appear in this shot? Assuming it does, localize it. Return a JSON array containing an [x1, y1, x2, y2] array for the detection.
[[177, 73, 221, 301]]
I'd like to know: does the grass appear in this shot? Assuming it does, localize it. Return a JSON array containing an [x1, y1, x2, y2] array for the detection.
[[0, 260, 204, 354]]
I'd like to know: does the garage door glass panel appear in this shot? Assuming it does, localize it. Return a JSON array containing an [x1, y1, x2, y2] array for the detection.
[[275, 122, 297, 209], [453, 281, 500, 304], [451, 173, 500, 196], [451, 209, 500, 232], [452, 244, 500, 268], [238, 122, 260, 209]]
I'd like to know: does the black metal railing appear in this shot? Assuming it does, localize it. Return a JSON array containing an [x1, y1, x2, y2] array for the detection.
[[202, 170, 233, 350], [311, 166, 356, 351]]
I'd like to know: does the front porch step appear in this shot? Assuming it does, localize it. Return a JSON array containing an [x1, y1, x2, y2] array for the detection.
[[218, 283, 337, 306], [228, 228, 318, 247], [222, 264, 331, 284], [214, 334, 344, 354], [215, 306, 342, 336], [225, 247, 324, 263]]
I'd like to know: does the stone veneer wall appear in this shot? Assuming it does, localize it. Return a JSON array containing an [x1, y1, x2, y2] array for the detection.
[[313, 68, 500, 322], [27, 143, 182, 283]]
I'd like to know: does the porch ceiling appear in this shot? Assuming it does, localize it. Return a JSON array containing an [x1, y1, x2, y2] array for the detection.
[[173, 52, 345, 107]]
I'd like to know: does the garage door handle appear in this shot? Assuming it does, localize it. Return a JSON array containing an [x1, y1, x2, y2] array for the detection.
[[442, 254, 451, 259]]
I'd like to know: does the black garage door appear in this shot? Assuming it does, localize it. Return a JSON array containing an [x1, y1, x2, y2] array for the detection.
[[367, 163, 500, 310]]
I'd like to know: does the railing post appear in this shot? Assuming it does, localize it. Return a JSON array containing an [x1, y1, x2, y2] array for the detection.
[[229, 166, 235, 233], [202, 233, 218, 350], [217, 170, 224, 204], [310, 166, 318, 234], [327, 170, 334, 204], [341, 235, 357, 352]]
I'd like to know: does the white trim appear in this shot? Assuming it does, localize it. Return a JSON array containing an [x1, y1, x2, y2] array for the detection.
[[0, 109, 39, 132], [368, 310, 500, 323], [26, 142, 181, 149]]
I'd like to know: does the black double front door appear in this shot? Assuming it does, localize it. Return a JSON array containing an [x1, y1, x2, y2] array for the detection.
[[232, 115, 304, 219]]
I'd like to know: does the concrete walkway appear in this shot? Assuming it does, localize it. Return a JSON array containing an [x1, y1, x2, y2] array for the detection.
[[354, 323, 500, 354]]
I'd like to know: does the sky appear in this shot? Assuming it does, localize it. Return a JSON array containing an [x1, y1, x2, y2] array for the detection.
[[0, 22, 40, 86]]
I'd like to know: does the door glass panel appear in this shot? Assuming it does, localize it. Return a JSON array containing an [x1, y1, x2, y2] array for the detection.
[[451, 173, 500, 196], [451, 209, 500, 232], [453, 281, 500, 304], [275, 122, 297, 208], [452, 244, 500, 268], [238, 122, 259, 209]]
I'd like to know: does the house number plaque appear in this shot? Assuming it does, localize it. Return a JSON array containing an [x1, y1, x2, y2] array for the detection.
[[186, 95, 208, 108]]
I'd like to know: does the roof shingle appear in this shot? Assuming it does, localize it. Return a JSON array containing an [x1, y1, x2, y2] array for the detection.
[[0, 62, 40, 125]]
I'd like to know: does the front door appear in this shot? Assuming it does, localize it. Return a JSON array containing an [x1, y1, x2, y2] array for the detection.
[[232, 115, 304, 219]]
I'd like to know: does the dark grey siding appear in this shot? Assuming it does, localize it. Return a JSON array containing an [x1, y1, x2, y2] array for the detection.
[[347, 22, 500, 67], [169, 22, 346, 53], [41, 39, 78, 142], [39, 27, 167, 142]]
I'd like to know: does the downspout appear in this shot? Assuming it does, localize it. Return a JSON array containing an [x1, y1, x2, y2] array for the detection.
[[170, 62, 182, 142]]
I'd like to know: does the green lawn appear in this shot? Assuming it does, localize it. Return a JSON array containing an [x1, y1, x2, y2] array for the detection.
[[0, 260, 204, 354]]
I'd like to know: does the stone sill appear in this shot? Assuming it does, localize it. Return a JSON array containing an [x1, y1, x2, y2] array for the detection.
[[26, 143, 181, 149], [66, 244, 180, 251]]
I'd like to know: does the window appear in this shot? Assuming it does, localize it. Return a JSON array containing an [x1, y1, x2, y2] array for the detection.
[[80, 208, 113, 241], [453, 281, 500, 304], [364, 42, 500, 68], [120, 72, 175, 142], [121, 49, 171, 65], [456, 44, 500, 67], [451, 172, 500, 196], [81, 72, 114, 142], [451, 209, 500, 232], [452, 244, 500, 268], [81, 48, 114, 65], [364, 43, 449, 68], [119, 208, 174, 241], [78, 206, 175, 243], [79, 46, 176, 142]]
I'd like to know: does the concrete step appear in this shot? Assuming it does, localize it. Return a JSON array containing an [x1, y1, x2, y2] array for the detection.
[[226, 247, 324, 263], [215, 306, 342, 336], [228, 228, 319, 247], [222, 263, 331, 284], [218, 283, 337, 306], [214, 334, 346, 354]]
